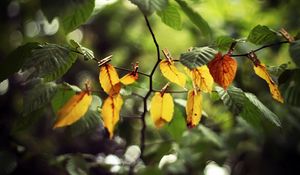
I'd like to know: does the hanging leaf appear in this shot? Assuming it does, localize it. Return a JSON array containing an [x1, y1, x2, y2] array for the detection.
[[175, 0, 212, 40], [101, 94, 123, 139], [247, 25, 280, 45], [22, 43, 78, 82], [62, 0, 95, 33], [0, 42, 40, 82], [69, 39, 94, 60], [23, 81, 58, 115], [53, 91, 93, 128], [253, 64, 284, 103], [157, 5, 182, 30], [160, 59, 186, 88], [208, 53, 237, 89], [129, 0, 168, 15], [289, 40, 300, 67], [216, 86, 281, 127], [120, 72, 138, 85], [186, 90, 202, 128], [99, 64, 121, 96], [186, 65, 214, 93], [180, 47, 217, 69], [150, 92, 174, 128]]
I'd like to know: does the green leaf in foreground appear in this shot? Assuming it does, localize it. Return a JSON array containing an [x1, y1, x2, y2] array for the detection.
[[216, 86, 281, 127], [157, 5, 182, 30], [23, 43, 78, 82], [69, 40, 95, 60], [62, 0, 95, 33], [289, 40, 300, 67], [175, 0, 212, 40], [247, 25, 280, 45], [129, 0, 168, 15], [214, 36, 235, 51], [179, 47, 217, 69], [0, 42, 40, 82]]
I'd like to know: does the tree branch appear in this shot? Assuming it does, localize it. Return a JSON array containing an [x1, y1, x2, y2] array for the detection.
[[231, 41, 289, 57]]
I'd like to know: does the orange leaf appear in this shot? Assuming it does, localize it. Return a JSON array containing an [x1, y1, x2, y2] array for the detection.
[[187, 65, 214, 93], [186, 90, 202, 128], [101, 94, 123, 139], [150, 92, 174, 128], [253, 64, 284, 103], [208, 53, 237, 89], [53, 91, 93, 128], [160, 59, 186, 88], [120, 72, 138, 85], [99, 64, 121, 95]]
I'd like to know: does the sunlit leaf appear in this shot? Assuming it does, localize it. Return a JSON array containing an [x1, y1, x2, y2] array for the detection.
[[175, 0, 212, 39], [99, 64, 121, 95], [208, 53, 237, 89], [129, 0, 168, 15], [120, 72, 138, 85], [247, 25, 280, 45], [150, 92, 174, 128], [101, 94, 123, 139], [53, 91, 93, 128], [186, 65, 214, 93], [180, 47, 217, 69], [69, 39, 94, 60], [254, 64, 284, 103], [186, 90, 202, 128], [157, 5, 182, 30], [160, 60, 186, 88]]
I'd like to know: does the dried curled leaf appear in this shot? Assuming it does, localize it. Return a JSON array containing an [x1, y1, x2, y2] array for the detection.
[[186, 90, 202, 128], [160, 59, 186, 88], [99, 64, 121, 95], [53, 91, 92, 128], [254, 64, 284, 103], [187, 65, 214, 93], [150, 92, 174, 128], [208, 53, 237, 89], [101, 94, 123, 139], [120, 72, 138, 85]]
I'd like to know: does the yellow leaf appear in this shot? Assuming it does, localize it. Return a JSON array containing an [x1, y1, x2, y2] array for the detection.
[[253, 64, 284, 103], [53, 91, 93, 128], [101, 94, 123, 139], [187, 65, 214, 93], [150, 92, 174, 128], [186, 90, 202, 128], [120, 72, 138, 85], [160, 60, 186, 88], [99, 64, 121, 95]]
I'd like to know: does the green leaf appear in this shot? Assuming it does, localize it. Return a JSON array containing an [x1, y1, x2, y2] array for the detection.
[[289, 40, 300, 67], [216, 86, 281, 127], [279, 69, 300, 107], [214, 36, 235, 51], [12, 108, 45, 133], [66, 156, 88, 175], [175, 0, 212, 40], [129, 0, 168, 15], [69, 40, 95, 60], [66, 95, 103, 136], [247, 25, 279, 45], [198, 125, 223, 148], [23, 81, 58, 115], [266, 63, 289, 77], [62, 0, 95, 33], [180, 47, 217, 69], [157, 5, 182, 30], [0, 42, 40, 82], [23, 43, 78, 82]]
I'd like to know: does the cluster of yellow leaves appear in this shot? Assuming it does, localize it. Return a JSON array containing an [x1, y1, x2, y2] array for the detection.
[[99, 62, 139, 138], [253, 63, 284, 103], [53, 91, 93, 129], [208, 53, 237, 89]]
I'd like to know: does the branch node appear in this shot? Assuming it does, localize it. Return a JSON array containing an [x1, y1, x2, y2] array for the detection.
[[247, 51, 260, 66], [160, 82, 170, 97], [279, 28, 295, 42], [98, 55, 113, 67]]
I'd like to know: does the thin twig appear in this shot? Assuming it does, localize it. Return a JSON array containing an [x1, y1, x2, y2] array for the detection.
[[140, 15, 161, 159], [114, 66, 150, 77], [231, 41, 289, 57], [152, 89, 188, 93]]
